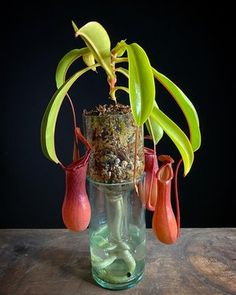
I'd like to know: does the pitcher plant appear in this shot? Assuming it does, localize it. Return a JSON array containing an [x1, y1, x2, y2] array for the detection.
[[40, 20, 201, 289]]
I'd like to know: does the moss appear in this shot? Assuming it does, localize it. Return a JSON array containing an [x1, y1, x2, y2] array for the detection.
[[83, 104, 144, 183]]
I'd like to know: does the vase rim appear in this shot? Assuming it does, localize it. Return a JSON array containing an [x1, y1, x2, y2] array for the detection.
[[86, 174, 145, 187], [82, 112, 132, 118]]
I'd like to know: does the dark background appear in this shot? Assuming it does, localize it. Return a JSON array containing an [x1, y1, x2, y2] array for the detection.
[[1, 1, 235, 228]]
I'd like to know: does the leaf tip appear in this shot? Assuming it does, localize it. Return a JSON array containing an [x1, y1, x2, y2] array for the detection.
[[183, 157, 194, 177], [71, 20, 79, 34]]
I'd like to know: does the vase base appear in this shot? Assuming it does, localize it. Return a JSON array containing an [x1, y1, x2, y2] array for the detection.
[[92, 269, 144, 290]]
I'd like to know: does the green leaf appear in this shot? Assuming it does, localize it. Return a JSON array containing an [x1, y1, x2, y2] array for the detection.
[[55, 48, 89, 88], [71, 20, 79, 33], [126, 43, 155, 126], [41, 67, 92, 164], [145, 104, 164, 144], [112, 40, 127, 57], [151, 104, 194, 176], [82, 52, 97, 71], [153, 68, 201, 151], [75, 21, 113, 78]]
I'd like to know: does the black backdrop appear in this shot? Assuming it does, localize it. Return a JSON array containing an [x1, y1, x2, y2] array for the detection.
[[1, 1, 235, 228]]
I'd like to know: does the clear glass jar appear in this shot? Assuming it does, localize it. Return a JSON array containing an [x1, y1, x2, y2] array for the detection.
[[87, 176, 146, 290]]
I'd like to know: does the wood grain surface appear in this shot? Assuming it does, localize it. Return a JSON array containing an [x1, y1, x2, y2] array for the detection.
[[0, 229, 235, 295]]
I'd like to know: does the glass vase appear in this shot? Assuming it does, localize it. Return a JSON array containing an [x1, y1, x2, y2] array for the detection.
[[87, 176, 146, 290]]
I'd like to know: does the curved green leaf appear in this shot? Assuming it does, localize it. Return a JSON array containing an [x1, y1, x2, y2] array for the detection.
[[153, 68, 201, 151], [151, 104, 194, 176], [75, 21, 113, 78], [41, 67, 92, 164], [145, 103, 164, 144], [145, 118, 163, 145], [127, 43, 155, 126], [55, 48, 89, 88]]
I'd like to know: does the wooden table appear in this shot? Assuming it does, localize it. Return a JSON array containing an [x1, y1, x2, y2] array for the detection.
[[0, 229, 235, 295]]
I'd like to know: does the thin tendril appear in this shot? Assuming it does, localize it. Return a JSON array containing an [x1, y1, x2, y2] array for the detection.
[[175, 159, 182, 237], [133, 127, 139, 193], [66, 93, 80, 160], [66, 94, 77, 139]]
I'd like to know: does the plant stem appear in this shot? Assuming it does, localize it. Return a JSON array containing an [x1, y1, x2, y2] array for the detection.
[[114, 57, 128, 63]]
